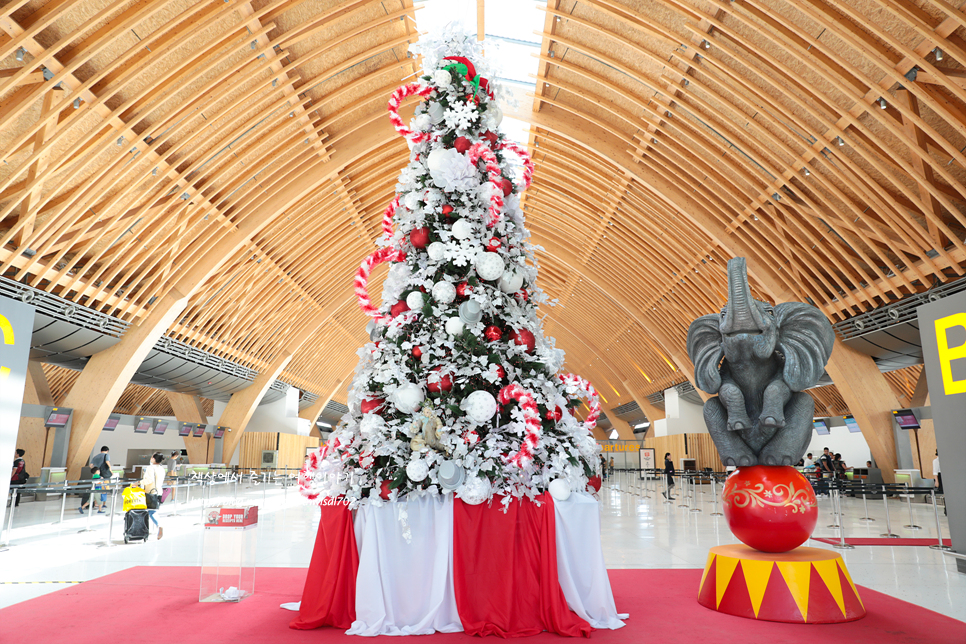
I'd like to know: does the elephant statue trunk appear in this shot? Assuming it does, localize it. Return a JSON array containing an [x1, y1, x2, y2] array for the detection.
[[686, 257, 835, 467]]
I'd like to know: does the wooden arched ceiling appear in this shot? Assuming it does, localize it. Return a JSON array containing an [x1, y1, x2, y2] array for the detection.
[[1, 0, 963, 417]]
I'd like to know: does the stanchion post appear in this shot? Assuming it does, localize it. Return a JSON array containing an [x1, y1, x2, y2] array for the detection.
[[880, 485, 899, 538], [710, 477, 723, 516], [78, 484, 96, 533], [859, 488, 874, 522], [56, 479, 68, 524], [678, 474, 690, 508], [828, 481, 842, 528], [832, 488, 854, 549], [100, 486, 118, 547], [662, 470, 672, 504], [902, 483, 922, 529], [2, 489, 18, 545], [928, 489, 951, 551]]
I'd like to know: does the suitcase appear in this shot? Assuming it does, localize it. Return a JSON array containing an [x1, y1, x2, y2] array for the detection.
[[124, 509, 150, 544]]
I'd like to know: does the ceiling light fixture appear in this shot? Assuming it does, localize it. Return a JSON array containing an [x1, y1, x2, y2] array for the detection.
[[878, 97, 887, 109], [934, 47, 944, 61], [836, 136, 844, 146], [15, 48, 24, 62]]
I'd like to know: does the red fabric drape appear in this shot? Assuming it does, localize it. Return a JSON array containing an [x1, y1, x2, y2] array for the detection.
[[290, 502, 358, 630], [453, 493, 591, 638]]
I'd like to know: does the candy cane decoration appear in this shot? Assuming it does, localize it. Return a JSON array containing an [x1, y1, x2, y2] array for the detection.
[[381, 196, 398, 238], [558, 373, 601, 432], [299, 437, 339, 502], [355, 247, 406, 322], [388, 83, 434, 143], [498, 140, 534, 190], [498, 383, 542, 468], [467, 141, 504, 228]]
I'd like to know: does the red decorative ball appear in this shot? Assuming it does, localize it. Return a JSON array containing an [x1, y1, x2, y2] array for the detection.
[[721, 465, 818, 553], [486, 237, 502, 252], [410, 227, 430, 249], [543, 406, 563, 422], [587, 475, 602, 492], [426, 367, 453, 393], [412, 346, 422, 359], [360, 397, 385, 415], [441, 204, 454, 217], [379, 479, 392, 500], [456, 281, 471, 298], [500, 178, 513, 197], [483, 130, 498, 144], [516, 289, 529, 302], [390, 300, 410, 317], [484, 325, 502, 342], [454, 137, 470, 153], [494, 365, 506, 379], [508, 328, 536, 353]]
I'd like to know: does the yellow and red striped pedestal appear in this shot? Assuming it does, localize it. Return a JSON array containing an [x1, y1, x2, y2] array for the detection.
[[697, 544, 866, 623]]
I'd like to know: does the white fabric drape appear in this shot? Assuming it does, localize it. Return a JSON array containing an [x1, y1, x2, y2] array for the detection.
[[553, 492, 627, 629], [347, 494, 463, 636]]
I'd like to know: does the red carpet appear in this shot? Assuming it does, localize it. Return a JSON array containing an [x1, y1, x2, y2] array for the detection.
[[0, 567, 962, 643], [813, 537, 952, 546]]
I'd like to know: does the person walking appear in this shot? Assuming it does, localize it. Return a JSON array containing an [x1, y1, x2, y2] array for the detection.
[[89, 446, 113, 512], [662, 452, 675, 499], [10, 449, 28, 506], [78, 464, 95, 514], [139, 452, 166, 539]]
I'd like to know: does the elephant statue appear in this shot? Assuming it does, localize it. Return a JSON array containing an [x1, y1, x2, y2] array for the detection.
[[686, 257, 834, 467]]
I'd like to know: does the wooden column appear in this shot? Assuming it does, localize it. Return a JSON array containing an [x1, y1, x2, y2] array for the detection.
[[607, 414, 636, 440], [299, 372, 350, 437], [165, 391, 211, 464], [219, 352, 294, 465], [15, 361, 56, 474], [62, 289, 188, 479], [824, 339, 900, 482]]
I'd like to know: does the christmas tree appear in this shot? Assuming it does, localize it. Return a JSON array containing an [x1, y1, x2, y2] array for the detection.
[[300, 30, 602, 509]]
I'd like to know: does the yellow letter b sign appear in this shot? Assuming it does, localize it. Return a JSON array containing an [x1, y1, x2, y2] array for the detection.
[[935, 312, 966, 395]]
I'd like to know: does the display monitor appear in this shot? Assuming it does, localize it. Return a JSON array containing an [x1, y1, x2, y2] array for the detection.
[[153, 420, 170, 435], [178, 422, 194, 437], [192, 424, 206, 437], [844, 416, 862, 433], [213, 426, 227, 439], [812, 419, 830, 435], [892, 409, 921, 430], [103, 415, 120, 431], [134, 418, 153, 434], [45, 409, 71, 427]]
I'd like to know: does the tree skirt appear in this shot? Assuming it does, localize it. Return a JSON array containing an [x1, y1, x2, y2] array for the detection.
[[291, 492, 626, 637]]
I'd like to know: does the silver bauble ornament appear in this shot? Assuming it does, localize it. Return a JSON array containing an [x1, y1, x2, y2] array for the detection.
[[406, 459, 429, 482], [475, 252, 505, 281], [432, 281, 456, 304], [406, 291, 425, 310], [427, 242, 446, 261], [463, 390, 497, 423], [456, 475, 491, 505], [498, 270, 524, 293]]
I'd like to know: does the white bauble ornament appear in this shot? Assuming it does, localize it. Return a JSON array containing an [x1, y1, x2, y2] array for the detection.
[[475, 252, 505, 281], [456, 475, 491, 505], [406, 291, 425, 310], [359, 413, 385, 438], [463, 390, 497, 423], [427, 241, 446, 261], [432, 281, 456, 304], [427, 101, 445, 124], [413, 113, 432, 131], [406, 459, 429, 482], [433, 69, 452, 87], [427, 147, 447, 172], [548, 479, 572, 502], [445, 317, 465, 335], [498, 270, 524, 293], [393, 383, 424, 414], [485, 105, 503, 128], [451, 218, 473, 240]]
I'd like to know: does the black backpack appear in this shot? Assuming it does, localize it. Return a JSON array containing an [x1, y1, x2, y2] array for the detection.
[[14, 460, 28, 483]]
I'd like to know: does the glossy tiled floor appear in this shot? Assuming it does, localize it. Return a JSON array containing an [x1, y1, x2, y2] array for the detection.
[[1, 473, 964, 622]]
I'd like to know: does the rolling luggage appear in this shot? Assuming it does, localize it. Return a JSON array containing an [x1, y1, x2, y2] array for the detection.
[[124, 509, 150, 544]]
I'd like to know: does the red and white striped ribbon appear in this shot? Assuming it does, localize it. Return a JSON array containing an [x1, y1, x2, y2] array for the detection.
[[558, 373, 601, 432], [382, 196, 398, 238], [498, 383, 542, 468], [387, 83, 435, 143], [354, 247, 406, 322], [498, 140, 534, 190], [467, 142, 505, 228]]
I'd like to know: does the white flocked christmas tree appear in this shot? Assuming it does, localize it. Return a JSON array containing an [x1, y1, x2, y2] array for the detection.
[[300, 29, 603, 509]]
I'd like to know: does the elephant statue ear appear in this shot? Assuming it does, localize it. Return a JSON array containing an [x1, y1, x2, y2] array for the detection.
[[687, 314, 724, 394], [774, 302, 835, 392]]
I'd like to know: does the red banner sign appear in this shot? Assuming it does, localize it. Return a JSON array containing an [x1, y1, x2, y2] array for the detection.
[[204, 505, 258, 528]]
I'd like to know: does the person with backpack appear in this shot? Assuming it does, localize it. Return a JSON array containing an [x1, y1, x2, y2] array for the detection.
[[89, 446, 113, 512], [10, 449, 28, 507], [139, 452, 166, 540]]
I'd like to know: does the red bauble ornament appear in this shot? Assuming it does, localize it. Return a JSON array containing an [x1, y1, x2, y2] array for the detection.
[[494, 365, 506, 379], [360, 397, 385, 415], [441, 204, 454, 217], [455, 282, 471, 298], [483, 130, 498, 144], [426, 367, 453, 393], [545, 406, 563, 422], [508, 328, 536, 353], [379, 479, 392, 500], [410, 227, 430, 249], [486, 237, 502, 252], [412, 346, 422, 359], [721, 465, 818, 553], [587, 475, 602, 492], [484, 325, 502, 342], [390, 300, 410, 317], [500, 178, 513, 197], [516, 289, 529, 302], [454, 136, 470, 153]]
